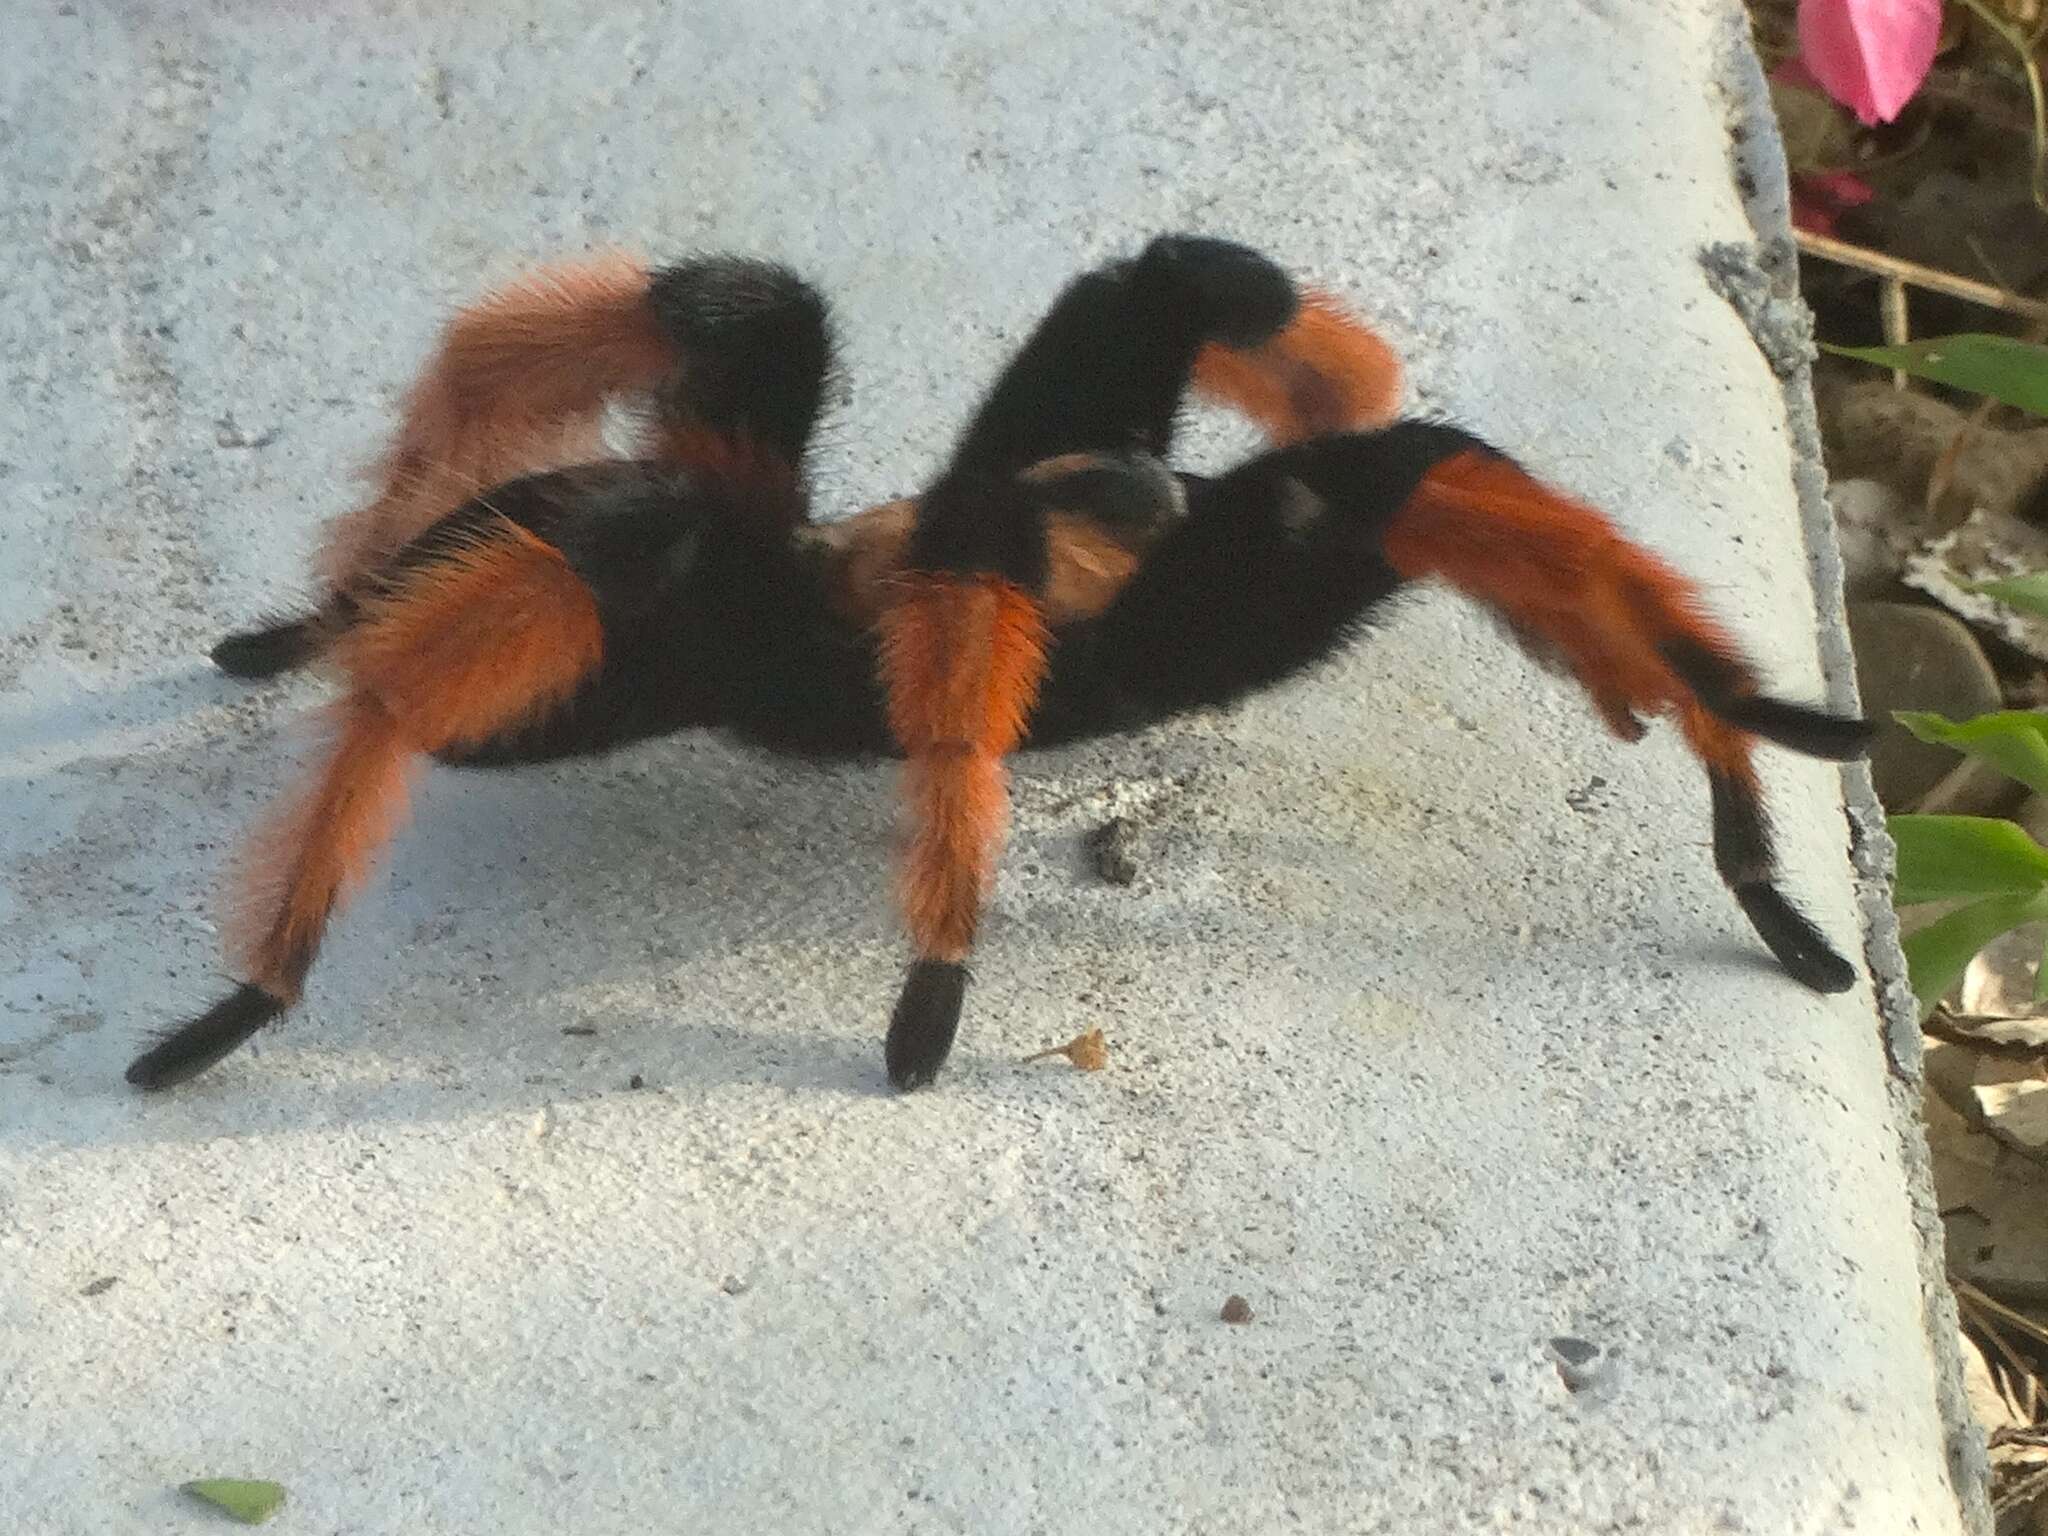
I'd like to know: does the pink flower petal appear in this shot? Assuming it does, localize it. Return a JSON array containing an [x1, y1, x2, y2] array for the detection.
[[1797, 0, 1942, 125]]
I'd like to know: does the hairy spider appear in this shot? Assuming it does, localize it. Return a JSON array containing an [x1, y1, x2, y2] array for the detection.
[[126, 235, 1872, 1093]]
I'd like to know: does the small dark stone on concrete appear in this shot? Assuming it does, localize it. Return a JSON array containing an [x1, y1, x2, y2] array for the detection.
[[1088, 816, 1139, 886], [1549, 1335, 1610, 1394], [1221, 1295, 1254, 1324], [1550, 1335, 1599, 1365]]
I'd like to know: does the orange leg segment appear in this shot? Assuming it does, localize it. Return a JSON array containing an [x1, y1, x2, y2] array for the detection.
[[874, 574, 1050, 1086], [317, 253, 674, 592], [129, 521, 604, 1088], [1193, 287, 1404, 444], [1382, 450, 1868, 991]]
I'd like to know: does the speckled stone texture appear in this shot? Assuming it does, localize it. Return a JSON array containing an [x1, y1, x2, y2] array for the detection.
[[0, 2, 1985, 1531]]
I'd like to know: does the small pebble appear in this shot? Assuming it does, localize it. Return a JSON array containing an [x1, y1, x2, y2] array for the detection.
[[1549, 1335, 1613, 1395], [628, 1073, 645, 1090], [1087, 817, 1139, 886], [1220, 1295, 1254, 1325]]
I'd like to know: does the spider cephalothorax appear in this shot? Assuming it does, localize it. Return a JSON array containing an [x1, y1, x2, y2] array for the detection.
[[127, 235, 1870, 1093]]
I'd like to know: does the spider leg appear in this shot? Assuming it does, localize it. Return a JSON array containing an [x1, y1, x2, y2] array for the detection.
[[213, 253, 833, 678], [209, 592, 358, 678], [873, 479, 1051, 1090], [1376, 438, 1870, 990], [142, 455, 880, 1088], [1042, 423, 1872, 993], [1191, 286, 1403, 443], [948, 233, 1302, 473], [859, 235, 1313, 1088], [860, 238, 1408, 1087], [129, 514, 606, 1088], [949, 228, 1401, 474]]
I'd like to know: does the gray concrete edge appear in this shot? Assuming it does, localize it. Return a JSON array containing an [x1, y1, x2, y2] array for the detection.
[[1714, 13, 1993, 1530]]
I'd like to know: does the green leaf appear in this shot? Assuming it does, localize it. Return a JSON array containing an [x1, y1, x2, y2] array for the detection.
[[1895, 710, 2048, 799], [1889, 814, 2048, 904], [180, 1479, 287, 1525], [1901, 890, 2048, 1020], [1968, 572, 2048, 620], [1820, 334, 2048, 415]]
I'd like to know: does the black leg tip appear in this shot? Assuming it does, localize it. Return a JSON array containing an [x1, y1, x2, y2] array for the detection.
[[125, 984, 285, 1090], [1658, 642, 1875, 762], [1734, 884, 1859, 995], [886, 961, 968, 1091], [1137, 235, 1298, 349], [210, 620, 317, 679], [1724, 699, 1877, 762]]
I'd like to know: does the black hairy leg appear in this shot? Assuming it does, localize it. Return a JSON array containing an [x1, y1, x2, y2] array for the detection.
[[210, 618, 323, 680], [210, 593, 360, 680], [945, 233, 1300, 476], [647, 256, 837, 472], [126, 985, 286, 1090]]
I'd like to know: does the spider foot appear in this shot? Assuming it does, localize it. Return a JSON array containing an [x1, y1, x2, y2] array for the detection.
[[886, 961, 968, 1090], [126, 984, 285, 1090], [210, 617, 322, 679], [1733, 884, 1858, 994]]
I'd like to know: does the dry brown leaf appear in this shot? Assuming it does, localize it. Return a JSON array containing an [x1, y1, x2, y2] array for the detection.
[[1023, 1028, 1110, 1072]]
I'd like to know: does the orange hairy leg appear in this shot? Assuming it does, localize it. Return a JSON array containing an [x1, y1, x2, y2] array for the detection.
[[1067, 421, 1869, 995], [874, 573, 1050, 1087], [1382, 449, 1870, 990], [878, 575, 1051, 960], [1193, 287, 1404, 444], [213, 253, 832, 679], [129, 521, 604, 1088], [319, 252, 674, 593], [207, 254, 663, 680]]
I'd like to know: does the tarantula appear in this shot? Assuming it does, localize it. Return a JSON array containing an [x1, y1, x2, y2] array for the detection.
[[125, 234, 1871, 1093]]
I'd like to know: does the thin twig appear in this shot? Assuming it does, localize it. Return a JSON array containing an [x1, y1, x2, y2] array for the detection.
[[1959, 1276, 2048, 1352], [1995, 1463, 2048, 1519], [1795, 229, 2048, 323], [1881, 276, 1911, 390], [1966, 234, 2025, 300], [1957, 1284, 2041, 1424], [1924, 1010, 2048, 1058]]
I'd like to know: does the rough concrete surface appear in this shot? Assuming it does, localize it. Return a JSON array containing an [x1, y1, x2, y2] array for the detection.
[[0, 1, 1986, 1531]]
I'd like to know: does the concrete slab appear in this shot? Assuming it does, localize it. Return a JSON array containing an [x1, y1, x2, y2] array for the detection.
[[0, 1, 1986, 1531]]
